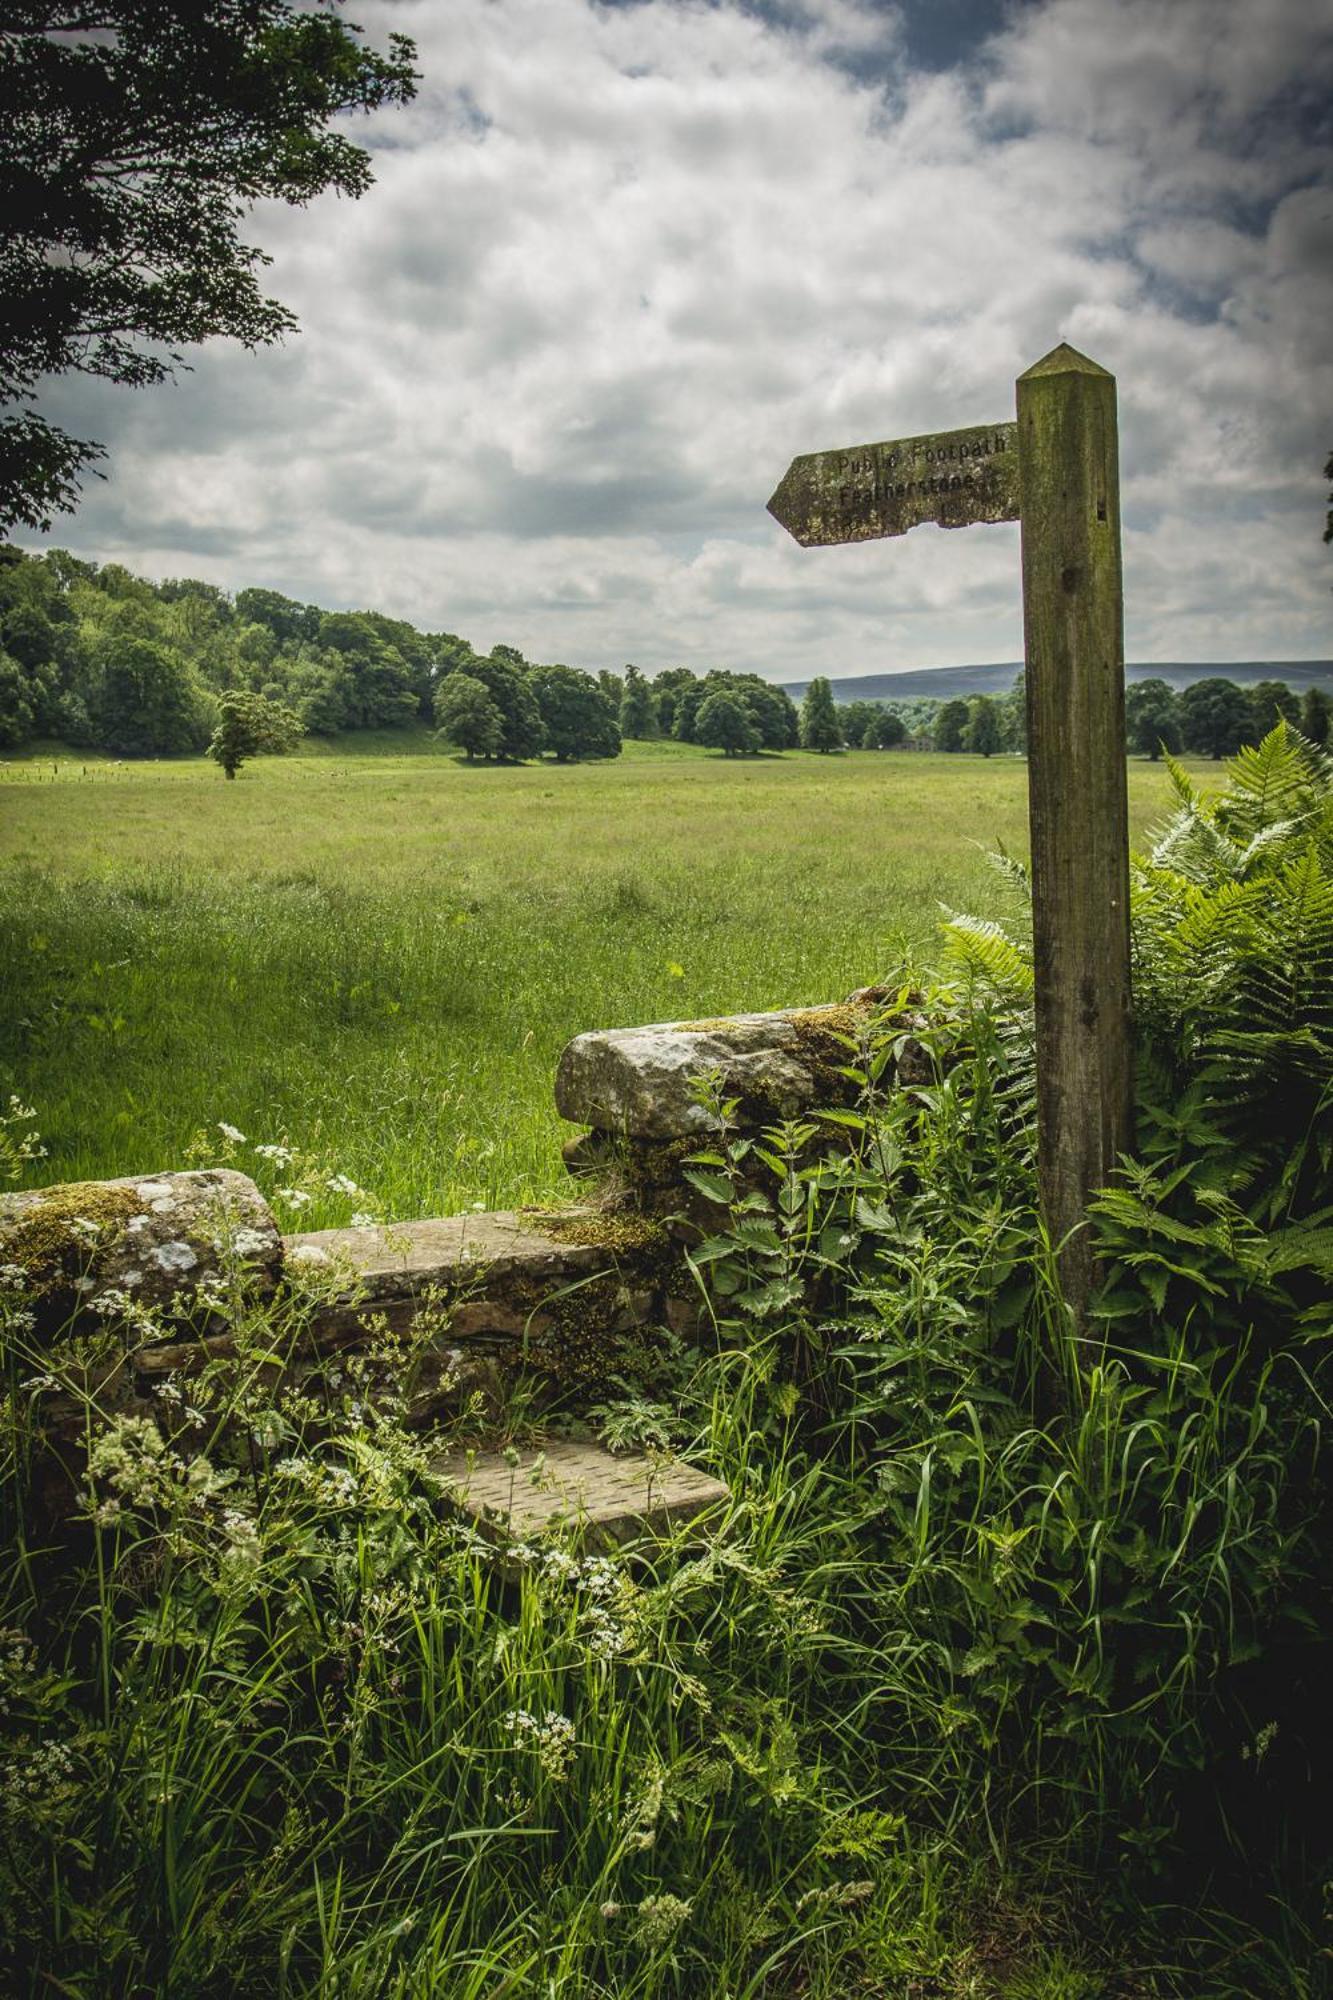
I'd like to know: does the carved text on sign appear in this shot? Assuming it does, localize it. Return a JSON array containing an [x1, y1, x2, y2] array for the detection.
[[767, 419, 1021, 547]]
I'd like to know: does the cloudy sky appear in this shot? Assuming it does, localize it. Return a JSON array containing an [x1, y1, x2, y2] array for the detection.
[[21, 0, 1333, 681]]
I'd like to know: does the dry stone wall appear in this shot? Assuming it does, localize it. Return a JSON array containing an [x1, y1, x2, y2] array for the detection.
[[4, 987, 909, 1506]]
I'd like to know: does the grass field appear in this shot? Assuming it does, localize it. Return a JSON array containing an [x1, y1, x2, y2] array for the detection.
[[1, 737, 1185, 1227]]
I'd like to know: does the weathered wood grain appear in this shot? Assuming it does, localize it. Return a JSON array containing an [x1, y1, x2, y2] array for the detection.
[[767, 420, 1019, 546], [1016, 343, 1133, 1323]]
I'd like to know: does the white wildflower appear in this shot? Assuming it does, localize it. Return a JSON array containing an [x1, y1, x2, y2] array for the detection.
[[326, 1173, 362, 1198], [349, 1211, 376, 1229], [288, 1243, 328, 1266], [503, 1708, 576, 1782], [278, 1187, 311, 1211], [254, 1142, 294, 1168], [217, 1123, 247, 1144]]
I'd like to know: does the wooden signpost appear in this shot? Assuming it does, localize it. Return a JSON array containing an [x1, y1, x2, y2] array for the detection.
[[768, 343, 1133, 1323]]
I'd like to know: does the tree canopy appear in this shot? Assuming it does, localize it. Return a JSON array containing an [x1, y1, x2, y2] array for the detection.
[[799, 676, 843, 753], [0, 3, 417, 530], [207, 687, 302, 778]]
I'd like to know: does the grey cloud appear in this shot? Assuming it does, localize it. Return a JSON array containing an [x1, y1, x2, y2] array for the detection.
[[12, 0, 1333, 681]]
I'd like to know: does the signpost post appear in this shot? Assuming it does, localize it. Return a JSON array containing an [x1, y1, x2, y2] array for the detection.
[[768, 342, 1133, 1325]]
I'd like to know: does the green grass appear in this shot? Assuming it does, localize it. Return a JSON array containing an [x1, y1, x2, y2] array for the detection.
[[1, 739, 1184, 1226]]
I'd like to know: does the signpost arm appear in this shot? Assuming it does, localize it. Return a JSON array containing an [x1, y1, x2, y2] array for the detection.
[[1016, 343, 1133, 1327]]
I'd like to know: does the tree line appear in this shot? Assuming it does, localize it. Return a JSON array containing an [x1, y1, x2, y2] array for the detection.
[[831, 673, 1331, 759], [2, 545, 1327, 769], [0, 545, 633, 767]]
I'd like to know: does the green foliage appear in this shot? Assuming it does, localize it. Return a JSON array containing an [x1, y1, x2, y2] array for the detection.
[[669, 669, 797, 752], [933, 698, 969, 753], [963, 694, 1001, 757], [799, 676, 844, 753], [860, 707, 906, 749], [618, 664, 659, 739], [207, 689, 303, 779], [93, 632, 213, 757], [0, 1230, 1133, 1997], [695, 689, 760, 757], [1125, 677, 1182, 759], [0, 4, 417, 529], [1179, 676, 1256, 760], [529, 663, 622, 762], [433, 671, 504, 761], [0, 650, 34, 750]]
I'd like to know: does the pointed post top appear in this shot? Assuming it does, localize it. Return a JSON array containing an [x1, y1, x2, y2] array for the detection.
[[1017, 341, 1114, 381]]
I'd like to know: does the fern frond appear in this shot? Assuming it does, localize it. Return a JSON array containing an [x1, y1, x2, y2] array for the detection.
[[1215, 722, 1324, 843], [984, 841, 1033, 904], [938, 912, 1035, 998]]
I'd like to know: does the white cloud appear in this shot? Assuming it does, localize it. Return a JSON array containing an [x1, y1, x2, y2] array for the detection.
[[21, 0, 1333, 677]]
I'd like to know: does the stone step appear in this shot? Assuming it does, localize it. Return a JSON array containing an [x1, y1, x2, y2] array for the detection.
[[285, 1208, 611, 1297], [432, 1436, 729, 1558]]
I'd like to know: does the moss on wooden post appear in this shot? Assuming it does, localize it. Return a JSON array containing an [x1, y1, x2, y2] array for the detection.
[[1016, 343, 1133, 1326]]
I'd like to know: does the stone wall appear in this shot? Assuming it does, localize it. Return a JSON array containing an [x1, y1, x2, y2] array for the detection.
[[2, 988, 907, 1500]]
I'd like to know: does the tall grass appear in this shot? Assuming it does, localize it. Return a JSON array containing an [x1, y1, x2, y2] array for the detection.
[[0, 743, 1183, 1222]]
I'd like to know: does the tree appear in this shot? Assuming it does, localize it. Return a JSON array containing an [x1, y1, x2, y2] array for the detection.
[[999, 670, 1027, 754], [933, 698, 969, 752], [1179, 677, 1255, 760], [1125, 677, 1181, 759], [93, 634, 212, 756], [964, 696, 1002, 757], [528, 665, 620, 762], [619, 665, 658, 740], [458, 655, 545, 762], [652, 668, 698, 737], [0, 650, 35, 749], [316, 612, 418, 730], [0, 5, 417, 530], [800, 677, 843, 753], [740, 677, 799, 750], [433, 673, 503, 762], [1301, 685, 1331, 747], [1247, 679, 1299, 740], [207, 689, 302, 779], [695, 690, 760, 757], [862, 708, 906, 749]]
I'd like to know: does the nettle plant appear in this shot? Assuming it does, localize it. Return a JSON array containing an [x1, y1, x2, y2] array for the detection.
[[682, 724, 1333, 1866]]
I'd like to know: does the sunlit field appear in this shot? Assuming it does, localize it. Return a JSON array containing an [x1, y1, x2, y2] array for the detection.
[[1, 737, 1184, 1226]]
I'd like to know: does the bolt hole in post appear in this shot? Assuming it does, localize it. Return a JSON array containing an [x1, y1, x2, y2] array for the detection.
[[767, 341, 1133, 1369]]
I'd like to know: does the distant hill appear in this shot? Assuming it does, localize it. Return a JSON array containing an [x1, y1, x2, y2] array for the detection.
[[782, 662, 1333, 705]]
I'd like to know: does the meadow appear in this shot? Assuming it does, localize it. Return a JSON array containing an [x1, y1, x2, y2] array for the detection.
[[1, 738, 1183, 1226], [3, 729, 1328, 1996]]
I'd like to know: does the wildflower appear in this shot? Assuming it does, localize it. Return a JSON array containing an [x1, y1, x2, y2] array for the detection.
[[254, 1142, 295, 1168], [217, 1123, 247, 1144], [503, 1708, 576, 1782], [631, 1894, 692, 1949], [278, 1187, 311, 1211], [349, 1211, 376, 1229], [0, 1264, 27, 1291], [289, 1243, 329, 1266], [326, 1173, 362, 1198]]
